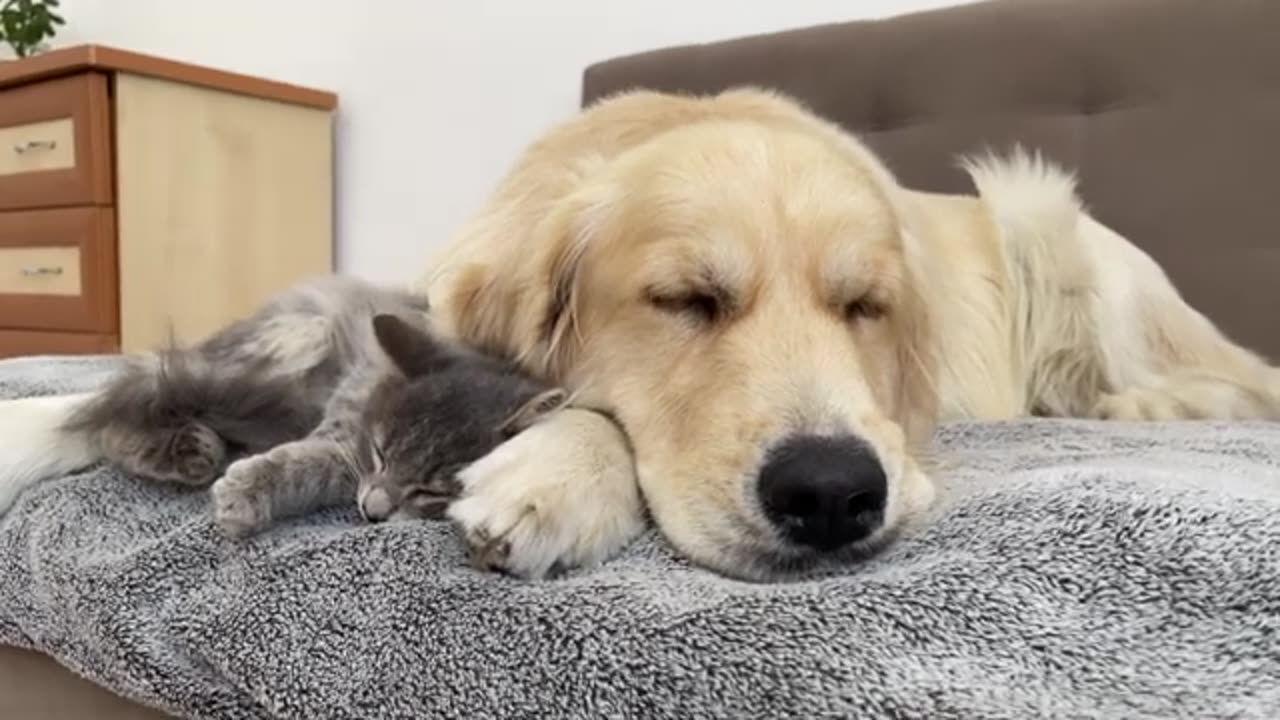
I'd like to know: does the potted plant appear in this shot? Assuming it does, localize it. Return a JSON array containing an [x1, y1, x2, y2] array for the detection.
[[0, 0, 65, 59]]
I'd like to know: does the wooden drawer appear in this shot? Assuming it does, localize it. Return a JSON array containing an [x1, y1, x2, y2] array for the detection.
[[0, 73, 113, 211], [0, 208, 118, 333], [0, 46, 335, 359], [0, 329, 118, 359]]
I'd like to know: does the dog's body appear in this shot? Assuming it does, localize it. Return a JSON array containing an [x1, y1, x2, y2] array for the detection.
[[418, 88, 1280, 580], [0, 87, 1275, 581]]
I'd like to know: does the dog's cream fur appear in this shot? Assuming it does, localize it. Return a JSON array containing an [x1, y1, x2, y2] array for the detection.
[[418, 87, 1280, 581]]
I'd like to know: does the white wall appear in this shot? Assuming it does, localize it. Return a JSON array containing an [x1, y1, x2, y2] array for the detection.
[[48, 0, 968, 283]]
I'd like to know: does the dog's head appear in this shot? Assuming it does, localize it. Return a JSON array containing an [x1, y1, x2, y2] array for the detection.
[[448, 120, 941, 580]]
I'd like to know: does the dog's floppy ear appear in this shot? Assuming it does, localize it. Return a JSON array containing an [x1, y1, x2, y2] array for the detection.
[[499, 388, 570, 437], [372, 313, 454, 378], [535, 201, 599, 378], [440, 180, 615, 380]]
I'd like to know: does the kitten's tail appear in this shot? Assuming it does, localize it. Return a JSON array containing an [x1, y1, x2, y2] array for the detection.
[[61, 352, 315, 459], [0, 351, 316, 516], [0, 392, 101, 515]]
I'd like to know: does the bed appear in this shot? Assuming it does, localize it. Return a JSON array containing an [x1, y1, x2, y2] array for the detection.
[[3, 0, 1279, 717]]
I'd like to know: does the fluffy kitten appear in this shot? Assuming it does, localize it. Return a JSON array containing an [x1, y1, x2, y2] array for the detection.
[[61, 275, 566, 537], [354, 314, 567, 524]]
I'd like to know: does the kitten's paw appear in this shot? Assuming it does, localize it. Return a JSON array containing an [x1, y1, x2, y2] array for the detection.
[[447, 409, 643, 579], [172, 423, 227, 485], [210, 454, 278, 538], [102, 421, 227, 486]]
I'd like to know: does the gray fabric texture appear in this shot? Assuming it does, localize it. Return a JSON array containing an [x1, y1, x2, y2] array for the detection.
[[1, 354, 1278, 719]]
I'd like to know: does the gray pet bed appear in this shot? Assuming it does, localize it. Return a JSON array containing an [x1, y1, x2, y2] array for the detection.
[[1, 355, 1278, 719]]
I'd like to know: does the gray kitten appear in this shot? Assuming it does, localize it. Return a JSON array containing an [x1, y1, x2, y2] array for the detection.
[[61, 275, 566, 537]]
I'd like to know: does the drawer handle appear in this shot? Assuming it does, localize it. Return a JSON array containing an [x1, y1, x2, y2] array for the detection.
[[20, 266, 64, 277], [13, 140, 58, 154]]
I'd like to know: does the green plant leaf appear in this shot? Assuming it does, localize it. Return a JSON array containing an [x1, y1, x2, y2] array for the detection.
[[0, 0, 62, 57]]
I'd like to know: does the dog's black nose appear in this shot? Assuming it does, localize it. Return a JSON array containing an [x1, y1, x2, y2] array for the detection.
[[757, 434, 887, 551]]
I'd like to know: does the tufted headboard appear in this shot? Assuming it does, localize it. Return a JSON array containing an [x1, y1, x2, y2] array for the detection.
[[581, 0, 1280, 361]]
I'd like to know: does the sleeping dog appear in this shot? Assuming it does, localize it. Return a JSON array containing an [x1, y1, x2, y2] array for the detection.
[[411, 87, 1280, 581]]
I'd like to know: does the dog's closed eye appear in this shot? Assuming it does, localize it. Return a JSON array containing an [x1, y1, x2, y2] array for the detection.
[[843, 296, 888, 323], [646, 278, 739, 324], [649, 290, 720, 322]]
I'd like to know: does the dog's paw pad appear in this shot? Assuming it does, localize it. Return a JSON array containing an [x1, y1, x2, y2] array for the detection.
[[445, 409, 645, 579], [470, 535, 512, 573], [448, 488, 559, 578]]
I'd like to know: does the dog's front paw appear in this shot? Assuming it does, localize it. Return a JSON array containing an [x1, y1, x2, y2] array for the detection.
[[447, 409, 643, 579], [210, 454, 278, 538]]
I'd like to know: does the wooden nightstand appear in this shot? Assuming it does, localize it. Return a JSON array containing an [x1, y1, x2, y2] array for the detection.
[[0, 45, 336, 357]]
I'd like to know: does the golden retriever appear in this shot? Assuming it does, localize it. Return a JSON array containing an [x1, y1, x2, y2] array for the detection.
[[418, 87, 1280, 581]]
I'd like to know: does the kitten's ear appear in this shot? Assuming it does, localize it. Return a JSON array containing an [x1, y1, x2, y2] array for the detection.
[[372, 313, 452, 378], [499, 388, 569, 437]]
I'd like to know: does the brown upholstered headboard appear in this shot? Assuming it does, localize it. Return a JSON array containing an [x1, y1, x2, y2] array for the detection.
[[581, 0, 1280, 361]]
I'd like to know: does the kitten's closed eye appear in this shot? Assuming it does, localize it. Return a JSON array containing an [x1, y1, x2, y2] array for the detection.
[[403, 485, 455, 520]]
